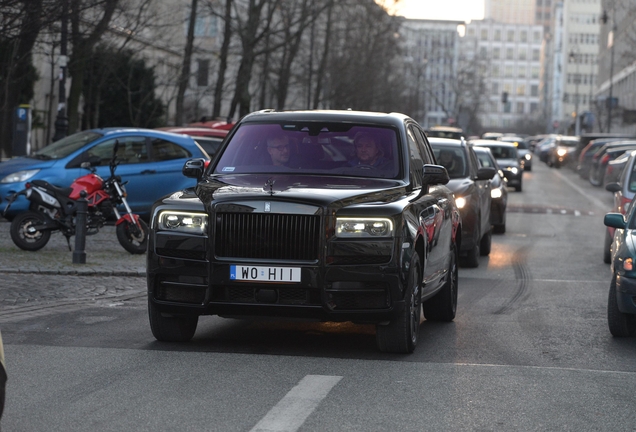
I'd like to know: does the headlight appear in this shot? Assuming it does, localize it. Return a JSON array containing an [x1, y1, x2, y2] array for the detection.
[[524, 153, 532, 160], [335, 217, 393, 238], [0, 169, 40, 183], [507, 167, 519, 175], [491, 188, 503, 199], [455, 196, 467, 209], [157, 211, 208, 235], [557, 148, 567, 157]]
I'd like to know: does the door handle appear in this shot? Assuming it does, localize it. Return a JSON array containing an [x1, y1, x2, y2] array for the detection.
[[140, 169, 156, 174]]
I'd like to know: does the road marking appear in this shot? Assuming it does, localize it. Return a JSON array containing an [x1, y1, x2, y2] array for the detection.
[[575, 210, 581, 217], [250, 375, 342, 432]]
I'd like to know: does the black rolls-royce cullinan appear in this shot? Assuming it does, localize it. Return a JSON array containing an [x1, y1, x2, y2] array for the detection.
[[147, 110, 461, 353]]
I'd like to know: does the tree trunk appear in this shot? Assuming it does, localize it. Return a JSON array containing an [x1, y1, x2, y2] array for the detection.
[[212, 0, 232, 119], [313, 0, 333, 109], [175, 0, 198, 126]]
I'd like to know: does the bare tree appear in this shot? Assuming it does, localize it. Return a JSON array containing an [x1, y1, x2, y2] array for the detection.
[[175, 0, 198, 126]]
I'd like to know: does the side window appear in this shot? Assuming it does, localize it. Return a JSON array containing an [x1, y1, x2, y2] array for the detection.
[[467, 146, 480, 174], [86, 137, 148, 166], [406, 126, 425, 188], [150, 138, 192, 161], [414, 127, 435, 164]]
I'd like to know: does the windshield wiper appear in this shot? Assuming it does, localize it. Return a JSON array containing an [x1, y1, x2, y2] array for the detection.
[[31, 154, 53, 160]]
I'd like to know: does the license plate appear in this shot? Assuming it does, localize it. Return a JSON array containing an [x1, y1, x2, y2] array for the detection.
[[230, 265, 301, 283]]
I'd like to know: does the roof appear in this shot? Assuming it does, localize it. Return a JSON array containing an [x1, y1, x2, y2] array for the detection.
[[240, 109, 411, 128]]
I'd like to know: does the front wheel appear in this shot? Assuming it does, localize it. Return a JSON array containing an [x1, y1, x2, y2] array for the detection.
[[148, 300, 199, 342], [480, 228, 492, 256], [10, 211, 52, 251], [607, 276, 636, 337], [376, 254, 422, 353], [603, 229, 612, 264], [116, 218, 148, 254]]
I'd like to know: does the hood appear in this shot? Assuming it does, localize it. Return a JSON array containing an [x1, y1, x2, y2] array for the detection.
[[193, 174, 407, 210], [444, 178, 474, 196], [0, 156, 55, 176]]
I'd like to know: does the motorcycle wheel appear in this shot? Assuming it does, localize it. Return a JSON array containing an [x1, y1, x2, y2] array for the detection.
[[10, 211, 52, 251], [116, 218, 149, 254]]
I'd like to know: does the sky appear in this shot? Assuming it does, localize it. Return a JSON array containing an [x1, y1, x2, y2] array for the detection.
[[390, 0, 485, 22]]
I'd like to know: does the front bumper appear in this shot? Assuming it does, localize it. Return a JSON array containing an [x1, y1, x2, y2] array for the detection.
[[502, 171, 522, 187], [147, 232, 407, 323], [615, 273, 636, 314]]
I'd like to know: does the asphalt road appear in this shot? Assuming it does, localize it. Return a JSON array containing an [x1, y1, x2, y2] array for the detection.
[[1, 161, 636, 431]]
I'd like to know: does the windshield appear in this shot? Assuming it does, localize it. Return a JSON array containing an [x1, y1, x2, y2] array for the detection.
[[486, 145, 518, 159], [430, 145, 468, 179], [558, 140, 579, 147], [33, 131, 103, 160], [213, 122, 401, 179]]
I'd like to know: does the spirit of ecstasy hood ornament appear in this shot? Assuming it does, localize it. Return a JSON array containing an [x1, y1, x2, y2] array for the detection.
[[264, 178, 275, 195]]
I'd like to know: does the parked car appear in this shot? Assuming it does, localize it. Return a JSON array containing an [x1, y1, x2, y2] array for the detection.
[[473, 145, 508, 233], [470, 140, 522, 191], [536, 135, 557, 163], [604, 152, 631, 187], [577, 138, 626, 180], [603, 210, 636, 336], [547, 135, 580, 168], [157, 126, 229, 159], [604, 150, 636, 263], [482, 132, 503, 140], [498, 135, 532, 171], [147, 110, 461, 354], [429, 137, 495, 267], [425, 126, 464, 140], [576, 132, 635, 165], [0, 128, 209, 220], [589, 141, 636, 187]]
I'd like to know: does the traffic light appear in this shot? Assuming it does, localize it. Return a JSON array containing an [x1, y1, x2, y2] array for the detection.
[[501, 91, 508, 104]]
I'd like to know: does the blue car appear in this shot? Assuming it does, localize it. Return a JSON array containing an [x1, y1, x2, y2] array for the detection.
[[0, 128, 208, 220]]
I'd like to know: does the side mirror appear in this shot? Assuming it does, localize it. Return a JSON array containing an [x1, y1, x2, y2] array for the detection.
[[182, 158, 207, 180], [476, 167, 496, 181], [422, 164, 449, 185], [605, 182, 621, 193], [604, 212, 626, 229]]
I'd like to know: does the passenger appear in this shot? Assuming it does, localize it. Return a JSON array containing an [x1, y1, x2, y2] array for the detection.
[[437, 149, 460, 175], [349, 133, 391, 169], [266, 136, 291, 167]]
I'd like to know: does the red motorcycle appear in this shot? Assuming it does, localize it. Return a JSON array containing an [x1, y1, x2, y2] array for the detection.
[[3, 143, 148, 254]]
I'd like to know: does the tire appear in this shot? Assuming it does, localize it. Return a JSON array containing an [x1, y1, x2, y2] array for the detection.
[[589, 168, 601, 187], [480, 228, 492, 256], [116, 218, 149, 254], [376, 254, 422, 353], [607, 276, 636, 337], [603, 229, 612, 264], [148, 299, 199, 342], [460, 241, 480, 268], [423, 244, 458, 322], [9, 211, 52, 251], [515, 182, 523, 192]]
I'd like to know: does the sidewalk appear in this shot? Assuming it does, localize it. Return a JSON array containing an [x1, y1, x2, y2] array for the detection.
[[0, 220, 146, 276]]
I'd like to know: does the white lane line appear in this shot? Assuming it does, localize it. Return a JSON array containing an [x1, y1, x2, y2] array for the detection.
[[575, 210, 581, 217], [250, 375, 342, 432]]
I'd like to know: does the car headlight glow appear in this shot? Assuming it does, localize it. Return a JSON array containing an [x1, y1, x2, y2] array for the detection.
[[506, 167, 519, 175], [524, 153, 532, 160], [336, 217, 393, 238], [557, 148, 567, 157], [0, 169, 40, 184], [455, 196, 467, 209], [158, 211, 208, 234], [491, 188, 503, 199]]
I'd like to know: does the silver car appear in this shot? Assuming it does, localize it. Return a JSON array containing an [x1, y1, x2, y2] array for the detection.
[[604, 149, 636, 263]]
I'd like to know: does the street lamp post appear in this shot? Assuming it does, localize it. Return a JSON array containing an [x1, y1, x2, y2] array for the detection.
[[570, 50, 580, 135], [602, 9, 616, 133], [52, 0, 68, 142]]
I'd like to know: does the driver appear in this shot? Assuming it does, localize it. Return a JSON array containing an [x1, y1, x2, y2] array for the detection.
[[266, 136, 291, 167], [349, 133, 391, 169]]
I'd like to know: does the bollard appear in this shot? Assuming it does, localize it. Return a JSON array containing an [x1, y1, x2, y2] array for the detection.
[[72, 190, 87, 264]]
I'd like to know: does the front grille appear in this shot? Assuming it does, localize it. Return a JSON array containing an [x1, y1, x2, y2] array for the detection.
[[215, 213, 320, 260], [328, 256, 391, 265]]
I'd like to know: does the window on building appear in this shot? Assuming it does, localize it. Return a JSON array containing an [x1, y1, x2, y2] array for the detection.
[[507, 30, 515, 42], [534, 31, 541, 43], [505, 66, 513, 77], [531, 84, 539, 96], [532, 49, 540, 61], [518, 67, 526, 78], [519, 49, 527, 60], [493, 47, 501, 59], [506, 48, 514, 60], [520, 31, 528, 42], [517, 102, 525, 113], [481, 29, 489, 40], [503, 83, 513, 93], [492, 65, 500, 77], [531, 67, 540, 78], [530, 102, 538, 113], [517, 85, 526, 96], [197, 59, 209, 87], [494, 29, 501, 41], [492, 82, 500, 94], [480, 46, 488, 57], [504, 102, 512, 113]]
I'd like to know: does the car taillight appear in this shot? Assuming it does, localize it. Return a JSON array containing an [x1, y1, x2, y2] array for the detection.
[[601, 154, 611, 165], [204, 160, 210, 169]]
